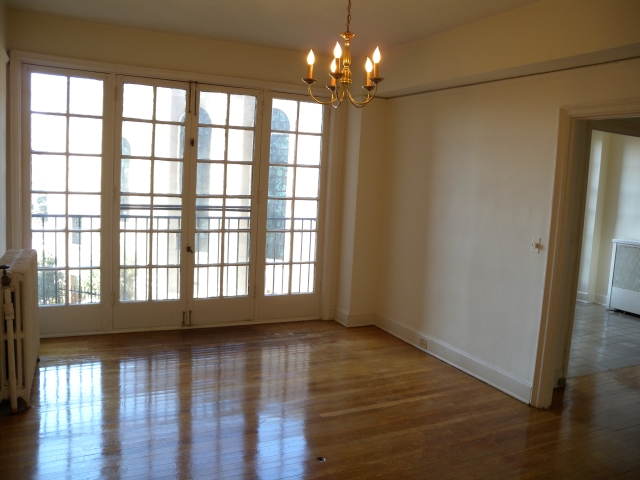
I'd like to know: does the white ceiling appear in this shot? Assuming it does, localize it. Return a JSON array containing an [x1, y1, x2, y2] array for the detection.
[[7, 0, 542, 56]]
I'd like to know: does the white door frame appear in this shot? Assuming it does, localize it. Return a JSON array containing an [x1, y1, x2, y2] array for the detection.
[[531, 97, 640, 408]]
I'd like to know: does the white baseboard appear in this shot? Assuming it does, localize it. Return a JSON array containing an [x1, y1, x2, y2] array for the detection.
[[348, 313, 376, 327], [324, 308, 336, 321], [335, 309, 349, 327], [39, 315, 321, 338], [576, 291, 590, 303], [575, 291, 609, 306], [335, 309, 376, 328], [374, 314, 532, 404], [595, 293, 609, 306]]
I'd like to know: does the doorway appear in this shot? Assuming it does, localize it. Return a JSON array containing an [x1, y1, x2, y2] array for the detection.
[[567, 123, 640, 378], [531, 100, 640, 408]]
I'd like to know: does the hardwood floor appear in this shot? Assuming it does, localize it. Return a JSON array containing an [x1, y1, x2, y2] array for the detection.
[[1, 321, 639, 479], [569, 302, 640, 378]]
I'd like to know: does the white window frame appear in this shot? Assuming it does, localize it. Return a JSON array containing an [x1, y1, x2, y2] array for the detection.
[[9, 50, 342, 333]]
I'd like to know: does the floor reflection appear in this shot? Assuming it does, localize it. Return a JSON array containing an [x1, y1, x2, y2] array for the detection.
[[2, 322, 638, 478], [256, 344, 309, 479], [189, 345, 248, 478], [37, 362, 103, 478], [118, 353, 181, 477], [30, 336, 313, 478], [569, 302, 640, 377]]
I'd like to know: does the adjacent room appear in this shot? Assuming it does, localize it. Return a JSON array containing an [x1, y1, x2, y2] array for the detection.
[[568, 123, 640, 378], [1, 0, 639, 478]]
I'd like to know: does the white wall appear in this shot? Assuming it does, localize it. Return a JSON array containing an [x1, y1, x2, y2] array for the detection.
[[375, 59, 640, 402], [594, 133, 640, 300], [577, 131, 611, 304], [382, 0, 640, 96], [335, 99, 388, 326], [349, 101, 388, 318], [335, 106, 362, 319], [578, 131, 640, 305], [6, 9, 331, 87]]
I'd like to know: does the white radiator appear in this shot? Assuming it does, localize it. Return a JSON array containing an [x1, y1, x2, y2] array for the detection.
[[1, 249, 40, 413], [607, 239, 640, 316]]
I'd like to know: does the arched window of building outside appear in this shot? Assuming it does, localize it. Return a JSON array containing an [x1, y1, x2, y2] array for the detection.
[[267, 108, 290, 260]]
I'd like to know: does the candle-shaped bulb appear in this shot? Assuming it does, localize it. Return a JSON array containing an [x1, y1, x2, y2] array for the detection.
[[307, 49, 315, 78], [365, 57, 373, 73], [373, 47, 381, 63], [365, 57, 373, 86], [330, 58, 337, 86], [334, 42, 342, 59], [372, 47, 381, 78]]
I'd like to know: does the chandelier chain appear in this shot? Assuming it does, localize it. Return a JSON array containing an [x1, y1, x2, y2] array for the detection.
[[346, 0, 352, 32]]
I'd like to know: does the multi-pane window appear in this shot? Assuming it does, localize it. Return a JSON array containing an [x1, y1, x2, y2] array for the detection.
[[193, 92, 257, 298], [119, 83, 186, 301], [27, 65, 328, 328], [30, 72, 103, 305], [265, 100, 323, 295]]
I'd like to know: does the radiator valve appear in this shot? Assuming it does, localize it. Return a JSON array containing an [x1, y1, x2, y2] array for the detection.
[[0, 265, 10, 287]]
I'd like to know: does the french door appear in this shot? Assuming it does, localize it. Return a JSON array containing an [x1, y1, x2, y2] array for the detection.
[[112, 77, 194, 329], [24, 65, 113, 335], [25, 65, 329, 335], [256, 94, 328, 322], [113, 78, 264, 329], [186, 85, 262, 326]]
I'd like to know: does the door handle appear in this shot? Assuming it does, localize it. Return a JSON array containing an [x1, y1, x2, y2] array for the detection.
[[186, 245, 193, 253]]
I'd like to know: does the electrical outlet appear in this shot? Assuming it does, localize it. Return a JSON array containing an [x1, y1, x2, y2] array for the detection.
[[418, 338, 428, 350]]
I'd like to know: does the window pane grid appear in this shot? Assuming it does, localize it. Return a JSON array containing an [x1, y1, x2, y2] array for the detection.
[[122, 118, 184, 125], [30, 72, 104, 306], [194, 92, 257, 299], [119, 83, 186, 302], [30, 111, 102, 120], [265, 100, 322, 296]]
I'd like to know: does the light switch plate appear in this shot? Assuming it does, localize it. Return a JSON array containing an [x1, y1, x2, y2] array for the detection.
[[531, 236, 541, 253]]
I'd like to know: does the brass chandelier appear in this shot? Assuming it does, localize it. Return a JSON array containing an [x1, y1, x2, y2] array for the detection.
[[303, 0, 383, 108]]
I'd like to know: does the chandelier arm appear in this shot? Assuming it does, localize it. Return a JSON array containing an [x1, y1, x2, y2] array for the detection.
[[329, 84, 343, 108], [307, 84, 338, 106], [348, 96, 373, 108], [346, 83, 378, 108], [337, 84, 346, 103]]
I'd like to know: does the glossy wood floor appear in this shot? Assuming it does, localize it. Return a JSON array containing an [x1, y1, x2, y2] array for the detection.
[[1, 321, 639, 479]]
